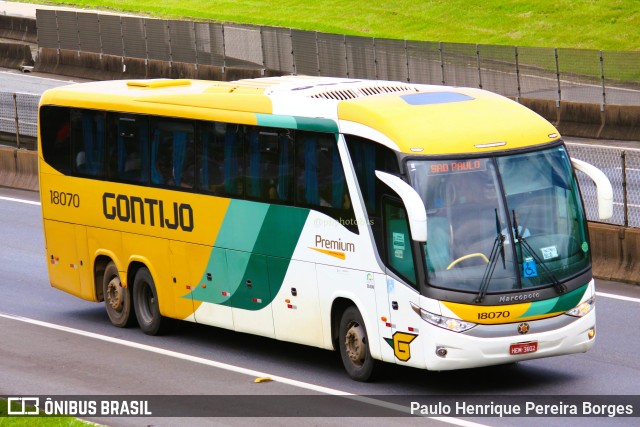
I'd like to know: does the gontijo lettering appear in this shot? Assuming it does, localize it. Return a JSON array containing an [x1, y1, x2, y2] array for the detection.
[[102, 192, 194, 232]]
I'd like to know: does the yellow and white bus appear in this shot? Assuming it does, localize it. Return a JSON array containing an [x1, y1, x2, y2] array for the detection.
[[38, 76, 612, 381]]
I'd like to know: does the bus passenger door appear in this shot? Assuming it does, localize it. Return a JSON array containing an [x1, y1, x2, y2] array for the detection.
[[383, 199, 426, 369]]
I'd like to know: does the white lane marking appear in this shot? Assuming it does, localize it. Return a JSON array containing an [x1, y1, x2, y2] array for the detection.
[[0, 311, 487, 426], [596, 292, 640, 304], [0, 196, 41, 205]]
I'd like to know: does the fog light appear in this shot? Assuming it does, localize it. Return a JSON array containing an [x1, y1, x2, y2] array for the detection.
[[588, 328, 596, 340], [436, 346, 448, 358]]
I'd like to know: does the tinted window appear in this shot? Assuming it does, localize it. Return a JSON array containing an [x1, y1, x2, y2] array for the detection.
[[296, 131, 356, 230], [40, 106, 71, 174], [150, 118, 195, 188], [384, 199, 417, 286], [245, 128, 294, 203], [71, 109, 107, 177]]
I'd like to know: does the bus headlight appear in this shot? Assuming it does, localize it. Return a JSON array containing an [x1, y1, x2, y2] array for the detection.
[[411, 302, 476, 332], [566, 296, 595, 317]]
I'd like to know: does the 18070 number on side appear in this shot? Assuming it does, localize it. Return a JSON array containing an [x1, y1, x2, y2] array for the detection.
[[49, 190, 80, 208]]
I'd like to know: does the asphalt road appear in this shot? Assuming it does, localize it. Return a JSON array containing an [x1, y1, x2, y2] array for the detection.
[[1, 187, 639, 426]]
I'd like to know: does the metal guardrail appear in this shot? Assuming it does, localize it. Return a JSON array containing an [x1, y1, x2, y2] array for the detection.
[[0, 91, 38, 148], [2, 91, 638, 227], [34, 10, 640, 106]]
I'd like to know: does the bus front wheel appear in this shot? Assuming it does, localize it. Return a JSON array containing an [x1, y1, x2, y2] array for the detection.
[[338, 306, 376, 382], [133, 267, 172, 335], [102, 262, 134, 328]]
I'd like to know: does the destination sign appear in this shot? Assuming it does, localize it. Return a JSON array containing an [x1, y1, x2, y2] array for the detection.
[[428, 159, 486, 175]]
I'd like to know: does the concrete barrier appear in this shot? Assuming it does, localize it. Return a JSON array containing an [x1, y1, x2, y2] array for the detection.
[[589, 222, 640, 285], [519, 99, 640, 142], [34, 48, 273, 82], [0, 41, 34, 70], [557, 101, 604, 139], [0, 146, 38, 191], [0, 15, 37, 43], [600, 104, 640, 141]]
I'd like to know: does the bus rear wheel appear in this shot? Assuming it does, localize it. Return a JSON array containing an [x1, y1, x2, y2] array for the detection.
[[102, 262, 134, 327], [133, 267, 173, 335], [338, 306, 376, 382]]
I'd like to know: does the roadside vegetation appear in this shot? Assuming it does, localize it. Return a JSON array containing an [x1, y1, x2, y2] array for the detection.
[[15, 0, 640, 51]]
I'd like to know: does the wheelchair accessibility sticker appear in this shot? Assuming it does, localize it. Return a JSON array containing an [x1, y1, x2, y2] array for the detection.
[[523, 259, 538, 278]]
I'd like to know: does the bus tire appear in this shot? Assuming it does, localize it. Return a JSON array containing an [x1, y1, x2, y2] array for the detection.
[[102, 262, 134, 328], [338, 306, 377, 382], [132, 267, 172, 336]]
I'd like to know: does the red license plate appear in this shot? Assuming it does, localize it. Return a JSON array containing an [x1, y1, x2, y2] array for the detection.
[[509, 341, 538, 355]]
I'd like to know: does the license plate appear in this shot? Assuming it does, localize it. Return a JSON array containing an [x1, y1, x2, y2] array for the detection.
[[509, 341, 538, 355]]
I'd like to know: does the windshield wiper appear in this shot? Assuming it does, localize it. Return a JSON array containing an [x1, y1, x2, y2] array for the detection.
[[513, 210, 566, 294], [475, 209, 506, 303]]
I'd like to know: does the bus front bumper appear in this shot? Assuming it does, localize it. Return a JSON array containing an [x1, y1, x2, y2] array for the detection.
[[422, 310, 596, 371]]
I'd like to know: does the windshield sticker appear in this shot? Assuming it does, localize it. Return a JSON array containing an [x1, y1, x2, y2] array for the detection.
[[395, 249, 404, 259], [523, 260, 538, 278], [540, 245, 559, 260], [582, 242, 589, 253], [393, 232, 406, 250]]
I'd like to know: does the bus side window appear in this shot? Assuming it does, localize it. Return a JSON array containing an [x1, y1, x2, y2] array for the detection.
[[197, 122, 225, 194], [40, 106, 72, 174], [384, 199, 417, 287], [296, 131, 357, 232], [346, 135, 401, 256], [245, 127, 293, 203], [223, 124, 245, 196], [107, 114, 150, 183], [150, 119, 195, 188], [345, 135, 400, 216], [71, 109, 106, 177]]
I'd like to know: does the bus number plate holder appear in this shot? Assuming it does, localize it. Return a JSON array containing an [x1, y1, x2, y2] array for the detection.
[[509, 341, 538, 355]]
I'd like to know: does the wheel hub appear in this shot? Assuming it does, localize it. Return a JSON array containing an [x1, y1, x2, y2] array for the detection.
[[344, 322, 365, 365], [106, 277, 123, 311]]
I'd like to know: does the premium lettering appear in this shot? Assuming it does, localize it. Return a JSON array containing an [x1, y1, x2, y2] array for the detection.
[[315, 235, 355, 252]]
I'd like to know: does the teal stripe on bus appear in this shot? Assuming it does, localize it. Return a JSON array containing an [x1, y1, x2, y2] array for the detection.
[[521, 284, 588, 318], [190, 200, 309, 310], [256, 114, 338, 133]]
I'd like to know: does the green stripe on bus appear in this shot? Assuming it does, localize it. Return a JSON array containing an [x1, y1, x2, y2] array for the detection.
[[549, 284, 588, 313], [190, 201, 309, 310], [521, 284, 588, 318], [213, 200, 269, 252], [256, 113, 338, 133]]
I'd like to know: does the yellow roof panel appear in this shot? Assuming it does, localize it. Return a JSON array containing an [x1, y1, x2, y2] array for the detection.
[[337, 87, 559, 155]]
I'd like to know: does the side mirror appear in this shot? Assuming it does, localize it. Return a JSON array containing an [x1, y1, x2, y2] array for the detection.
[[571, 158, 613, 220], [375, 171, 427, 242]]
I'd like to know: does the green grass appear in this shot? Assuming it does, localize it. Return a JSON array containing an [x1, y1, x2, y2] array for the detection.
[[13, 0, 640, 51], [0, 400, 94, 427]]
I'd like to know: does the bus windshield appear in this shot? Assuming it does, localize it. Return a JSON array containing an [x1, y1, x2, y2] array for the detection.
[[408, 145, 590, 295]]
